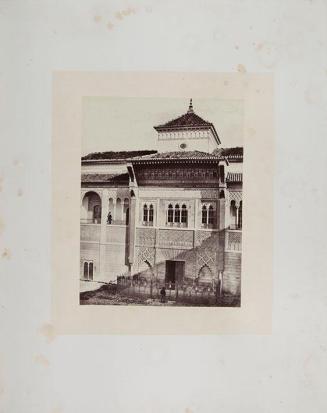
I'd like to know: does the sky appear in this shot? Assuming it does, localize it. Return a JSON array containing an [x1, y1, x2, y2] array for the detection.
[[82, 97, 244, 156]]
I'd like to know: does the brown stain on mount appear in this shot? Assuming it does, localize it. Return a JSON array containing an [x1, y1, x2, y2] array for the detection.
[[0, 217, 4, 235], [39, 323, 56, 343], [34, 354, 50, 367], [1, 248, 11, 259], [237, 64, 247, 74], [107, 22, 114, 30], [115, 7, 137, 20]]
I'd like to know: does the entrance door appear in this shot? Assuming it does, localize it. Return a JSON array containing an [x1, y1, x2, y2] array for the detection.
[[175, 261, 185, 283], [165, 260, 185, 284]]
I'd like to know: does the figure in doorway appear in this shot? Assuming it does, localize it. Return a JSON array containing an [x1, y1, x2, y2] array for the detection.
[[160, 286, 166, 303], [107, 212, 112, 225]]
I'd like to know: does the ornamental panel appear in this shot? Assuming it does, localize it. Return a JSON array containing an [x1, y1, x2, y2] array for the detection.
[[228, 190, 242, 205], [200, 189, 219, 199], [156, 248, 188, 262], [195, 230, 212, 245], [157, 229, 193, 249], [135, 228, 156, 247], [135, 247, 155, 268], [227, 231, 242, 251]]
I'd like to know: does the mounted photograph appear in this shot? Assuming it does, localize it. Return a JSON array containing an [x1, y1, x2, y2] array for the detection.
[[80, 96, 243, 307]]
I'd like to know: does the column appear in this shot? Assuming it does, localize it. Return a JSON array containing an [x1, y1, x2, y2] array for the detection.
[[218, 197, 226, 230], [128, 192, 136, 267], [235, 205, 239, 229], [194, 198, 198, 229], [156, 198, 160, 227], [100, 189, 109, 280]]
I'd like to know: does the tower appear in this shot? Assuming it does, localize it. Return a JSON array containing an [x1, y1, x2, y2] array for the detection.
[[154, 99, 221, 153]]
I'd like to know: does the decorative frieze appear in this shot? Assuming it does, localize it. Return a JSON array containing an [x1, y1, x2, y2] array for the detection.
[[228, 190, 242, 205], [135, 247, 155, 267], [200, 189, 219, 200], [135, 228, 156, 247], [136, 167, 218, 182], [157, 229, 193, 249], [226, 231, 242, 252]]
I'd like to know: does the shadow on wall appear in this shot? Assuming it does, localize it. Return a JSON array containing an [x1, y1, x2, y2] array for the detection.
[[120, 230, 241, 296]]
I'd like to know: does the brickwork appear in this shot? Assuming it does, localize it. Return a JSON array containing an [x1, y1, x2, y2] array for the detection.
[[223, 252, 241, 295], [157, 229, 193, 249], [135, 227, 156, 247]]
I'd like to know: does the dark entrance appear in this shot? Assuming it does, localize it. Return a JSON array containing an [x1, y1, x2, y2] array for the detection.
[[165, 260, 185, 284]]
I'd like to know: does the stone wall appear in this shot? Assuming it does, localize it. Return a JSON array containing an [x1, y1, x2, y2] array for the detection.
[[222, 252, 241, 295], [133, 227, 222, 284], [80, 224, 128, 282]]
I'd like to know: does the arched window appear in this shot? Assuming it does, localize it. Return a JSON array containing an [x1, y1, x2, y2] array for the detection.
[[230, 200, 237, 229], [81, 191, 102, 224], [126, 207, 129, 225], [93, 205, 101, 223], [149, 204, 154, 223], [238, 201, 242, 229], [88, 262, 93, 280], [208, 205, 214, 225], [181, 204, 188, 224], [83, 261, 94, 280], [202, 205, 207, 224], [143, 204, 148, 222], [83, 262, 88, 278], [116, 198, 122, 221], [174, 204, 180, 223], [123, 198, 129, 225], [168, 204, 173, 223]]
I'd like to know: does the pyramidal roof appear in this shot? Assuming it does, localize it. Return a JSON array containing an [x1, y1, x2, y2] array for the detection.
[[154, 99, 220, 144]]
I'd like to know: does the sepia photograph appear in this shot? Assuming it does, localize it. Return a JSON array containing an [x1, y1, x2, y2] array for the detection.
[[80, 96, 243, 306]]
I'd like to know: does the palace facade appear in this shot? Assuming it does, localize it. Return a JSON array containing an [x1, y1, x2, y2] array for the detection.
[[80, 100, 243, 296]]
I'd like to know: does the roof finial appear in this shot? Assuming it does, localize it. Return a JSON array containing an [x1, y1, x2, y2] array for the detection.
[[187, 98, 194, 113]]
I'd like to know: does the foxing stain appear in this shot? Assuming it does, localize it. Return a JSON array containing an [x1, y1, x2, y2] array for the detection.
[[34, 354, 50, 367], [237, 64, 247, 74], [39, 323, 56, 343], [1, 248, 11, 259]]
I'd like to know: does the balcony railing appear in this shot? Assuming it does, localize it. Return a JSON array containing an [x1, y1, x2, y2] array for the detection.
[[80, 218, 101, 224], [80, 218, 128, 226], [165, 222, 188, 228], [228, 224, 242, 230], [107, 219, 128, 226]]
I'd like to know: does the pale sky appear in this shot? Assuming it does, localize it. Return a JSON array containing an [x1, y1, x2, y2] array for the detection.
[[82, 97, 244, 156]]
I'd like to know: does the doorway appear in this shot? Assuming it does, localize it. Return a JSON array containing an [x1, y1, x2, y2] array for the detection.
[[165, 260, 185, 284]]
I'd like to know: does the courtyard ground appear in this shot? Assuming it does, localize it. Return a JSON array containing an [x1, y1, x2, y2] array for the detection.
[[80, 283, 175, 306], [79, 282, 239, 306]]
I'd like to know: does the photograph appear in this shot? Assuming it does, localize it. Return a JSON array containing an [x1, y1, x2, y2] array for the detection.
[[80, 96, 243, 306]]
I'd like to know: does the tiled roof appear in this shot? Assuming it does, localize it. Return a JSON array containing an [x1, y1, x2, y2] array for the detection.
[[226, 172, 243, 183], [82, 150, 157, 161], [81, 173, 129, 184], [155, 112, 212, 130], [214, 147, 243, 161], [131, 150, 225, 162], [154, 99, 220, 144]]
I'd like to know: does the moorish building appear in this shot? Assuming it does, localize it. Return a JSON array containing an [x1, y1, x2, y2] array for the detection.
[[80, 100, 243, 296]]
